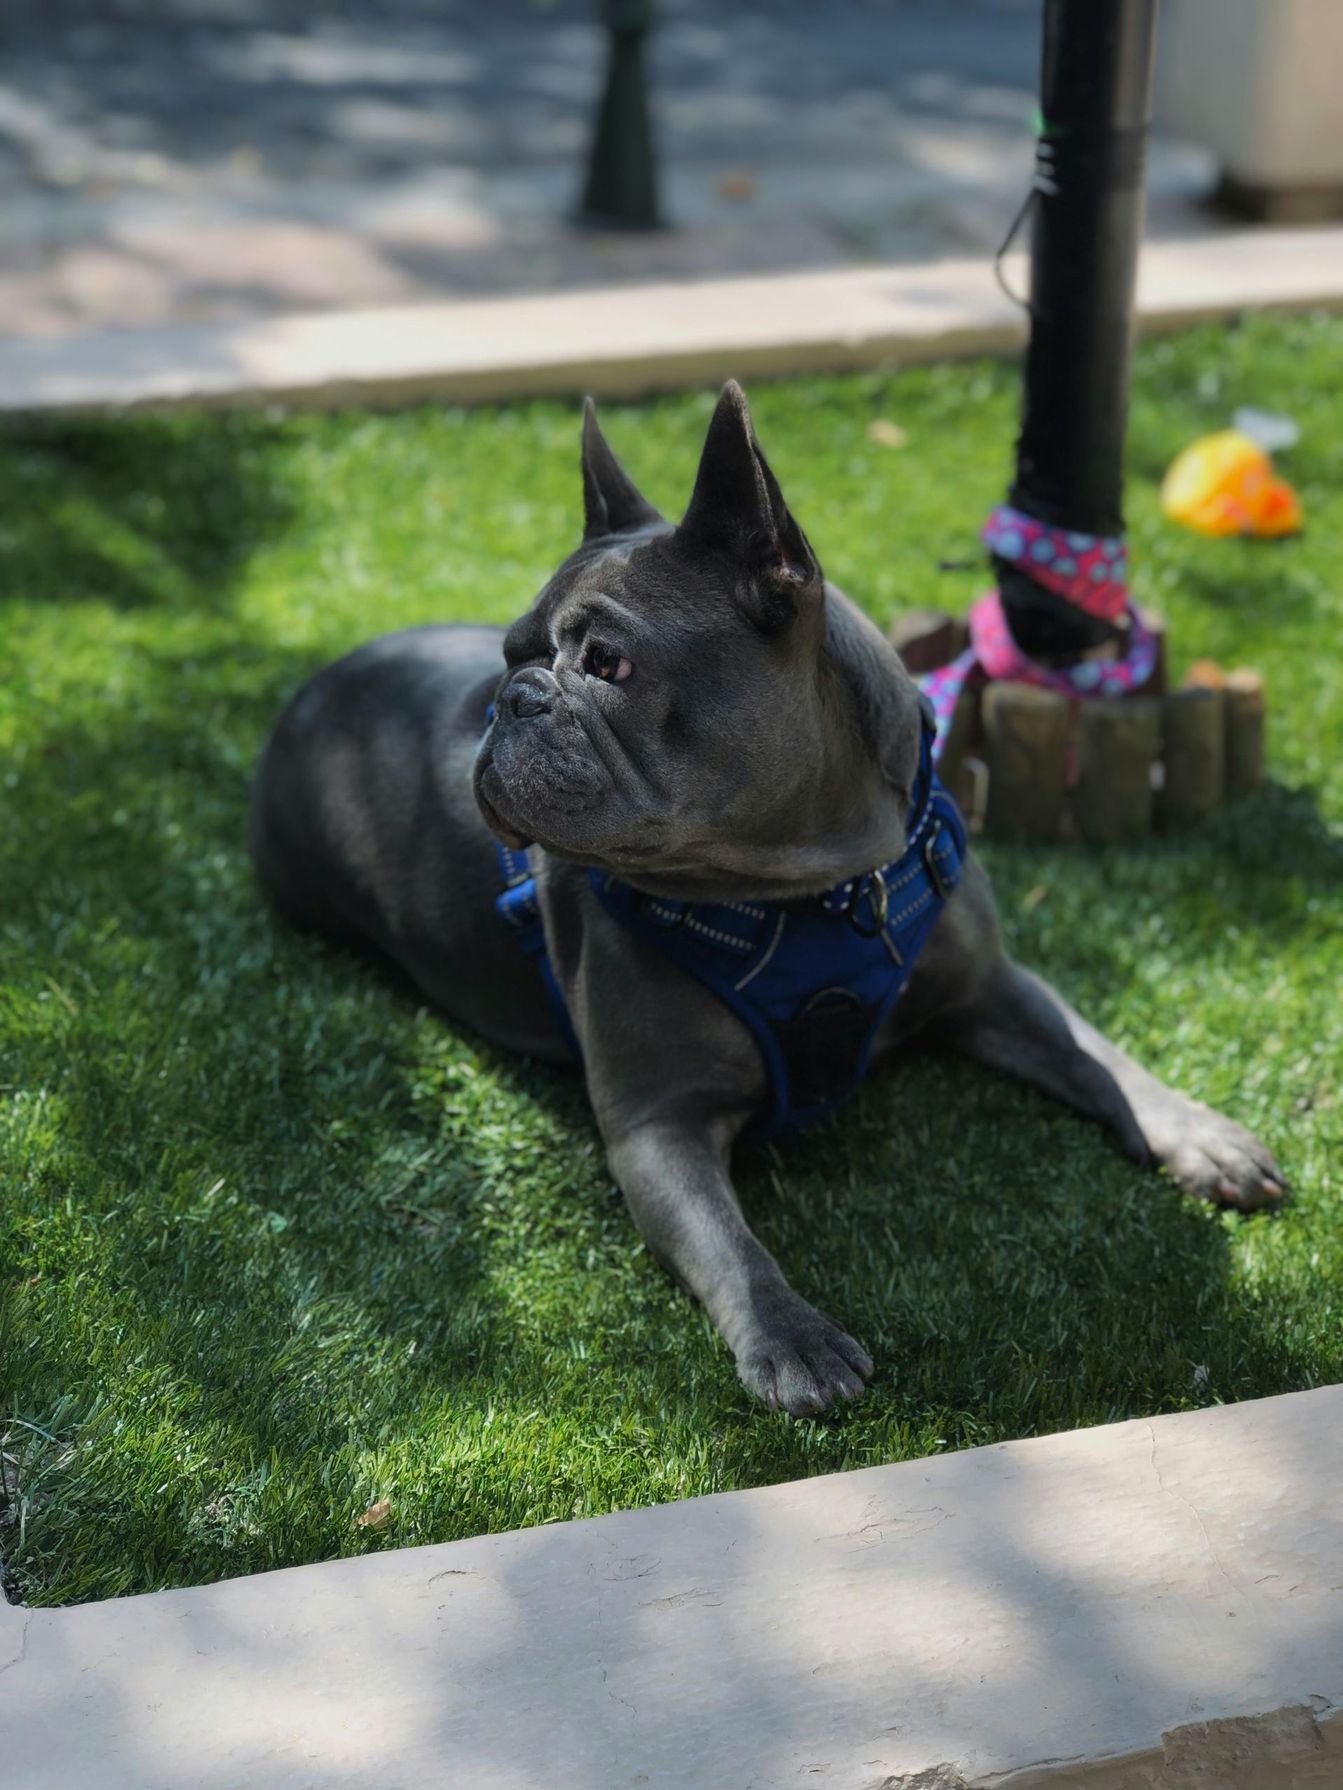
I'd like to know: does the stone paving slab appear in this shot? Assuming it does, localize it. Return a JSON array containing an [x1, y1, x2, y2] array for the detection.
[[2, 223, 1342, 416], [0, 0, 1223, 340], [2, 1386, 1341, 1789]]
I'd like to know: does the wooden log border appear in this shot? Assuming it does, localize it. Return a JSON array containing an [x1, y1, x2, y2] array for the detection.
[[887, 608, 1265, 843]]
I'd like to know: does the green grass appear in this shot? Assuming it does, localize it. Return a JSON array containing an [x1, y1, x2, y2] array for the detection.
[[2, 314, 1341, 1608]]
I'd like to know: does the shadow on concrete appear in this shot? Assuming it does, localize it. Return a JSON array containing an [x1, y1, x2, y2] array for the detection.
[[0, 1, 1072, 334], [7, 1388, 1342, 1787]]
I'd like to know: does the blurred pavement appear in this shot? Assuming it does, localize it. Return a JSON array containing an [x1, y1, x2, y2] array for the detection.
[[0, 0, 1224, 342]]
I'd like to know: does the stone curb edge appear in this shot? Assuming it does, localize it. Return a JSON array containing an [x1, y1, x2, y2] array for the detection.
[[2, 225, 1342, 416]]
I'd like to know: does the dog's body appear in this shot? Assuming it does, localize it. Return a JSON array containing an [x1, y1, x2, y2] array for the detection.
[[251, 385, 1283, 1416]]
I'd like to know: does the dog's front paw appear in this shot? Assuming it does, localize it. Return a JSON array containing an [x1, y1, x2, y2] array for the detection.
[[1151, 1098, 1286, 1212], [735, 1293, 873, 1417]]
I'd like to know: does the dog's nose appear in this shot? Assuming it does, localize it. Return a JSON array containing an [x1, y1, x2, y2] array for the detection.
[[506, 669, 558, 720]]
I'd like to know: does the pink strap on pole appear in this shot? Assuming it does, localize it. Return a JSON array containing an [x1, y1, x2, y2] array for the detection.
[[918, 507, 1156, 764], [981, 504, 1130, 624], [920, 590, 1159, 762]]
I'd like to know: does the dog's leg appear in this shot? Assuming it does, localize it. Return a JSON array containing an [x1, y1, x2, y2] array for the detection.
[[561, 900, 874, 1417], [606, 1120, 873, 1416], [942, 959, 1285, 1210]]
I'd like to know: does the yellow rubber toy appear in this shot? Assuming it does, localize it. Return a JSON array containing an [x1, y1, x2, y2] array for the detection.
[[1161, 429, 1302, 539]]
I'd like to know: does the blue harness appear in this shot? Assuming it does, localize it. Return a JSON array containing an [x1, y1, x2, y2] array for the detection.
[[494, 724, 967, 1139]]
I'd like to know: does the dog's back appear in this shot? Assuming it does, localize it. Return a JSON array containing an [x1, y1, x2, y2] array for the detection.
[[249, 623, 563, 1056]]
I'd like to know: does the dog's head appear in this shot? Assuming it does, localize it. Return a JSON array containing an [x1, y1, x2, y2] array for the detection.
[[474, 382, 926, 900]]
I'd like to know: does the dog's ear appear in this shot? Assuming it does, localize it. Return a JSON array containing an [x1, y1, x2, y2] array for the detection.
[[581, 398, 663, 541], [678, 380, 821, 632]]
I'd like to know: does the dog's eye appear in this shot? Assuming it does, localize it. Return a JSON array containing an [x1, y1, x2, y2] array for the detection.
[[583, 642, 633, 683]]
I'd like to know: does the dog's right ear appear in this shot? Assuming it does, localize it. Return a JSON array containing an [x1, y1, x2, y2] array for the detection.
[[581, 398, 663, 542], [678, 381, 822, 635]]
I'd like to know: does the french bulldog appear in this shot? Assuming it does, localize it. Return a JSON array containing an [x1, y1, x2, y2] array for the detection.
[[249, 382, 1285, 1417]]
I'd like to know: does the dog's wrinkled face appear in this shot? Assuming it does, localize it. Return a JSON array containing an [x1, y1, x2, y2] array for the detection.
[[474, 382, 925, 900]]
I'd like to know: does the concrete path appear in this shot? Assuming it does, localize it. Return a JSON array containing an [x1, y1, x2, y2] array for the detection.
[[5, 222, 1341, 415], [3, 1386, 1341, 1789], [0, 0, 1224, 342]]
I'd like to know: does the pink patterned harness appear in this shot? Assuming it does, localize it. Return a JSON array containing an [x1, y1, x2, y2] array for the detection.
[[920, 505, 1159, 760]]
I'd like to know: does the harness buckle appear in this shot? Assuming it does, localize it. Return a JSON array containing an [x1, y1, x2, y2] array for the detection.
[[922, 818, 952, 901], [846, 866, 889, 939]]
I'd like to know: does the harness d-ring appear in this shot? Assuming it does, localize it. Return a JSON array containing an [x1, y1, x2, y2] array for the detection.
[[846, 867, 889, 939]]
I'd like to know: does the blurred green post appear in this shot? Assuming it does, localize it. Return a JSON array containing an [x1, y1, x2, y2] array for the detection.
[[577, 0, 663, 230]]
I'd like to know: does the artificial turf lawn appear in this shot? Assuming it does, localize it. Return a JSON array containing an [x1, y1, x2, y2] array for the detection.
[[2, 314, 1341, 1609]]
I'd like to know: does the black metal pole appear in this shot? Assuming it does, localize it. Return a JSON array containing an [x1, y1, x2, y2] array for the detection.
[[577, 0, 662, 231], [998, 0, 1159, 657]]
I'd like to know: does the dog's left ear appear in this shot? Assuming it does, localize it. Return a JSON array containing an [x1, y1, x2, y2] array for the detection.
[[581, 398, 664, 541], [678, 381, 821, 632]]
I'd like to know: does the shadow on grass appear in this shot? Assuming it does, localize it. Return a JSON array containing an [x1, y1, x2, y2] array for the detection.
[[9, 647, 1328, 1595], [0, 413, 294, 615], [3, 455, 1332, 1601], [981, 777, 1342, 1019]]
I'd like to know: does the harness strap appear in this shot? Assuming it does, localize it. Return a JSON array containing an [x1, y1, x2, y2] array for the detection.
[[587, 780, 965, 1137], [491, 725, 967, 1139], [493, 845, 580, 1058]]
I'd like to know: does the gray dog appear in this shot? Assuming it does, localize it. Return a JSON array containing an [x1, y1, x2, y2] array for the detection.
[[250, 382, 1284, 1417]]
